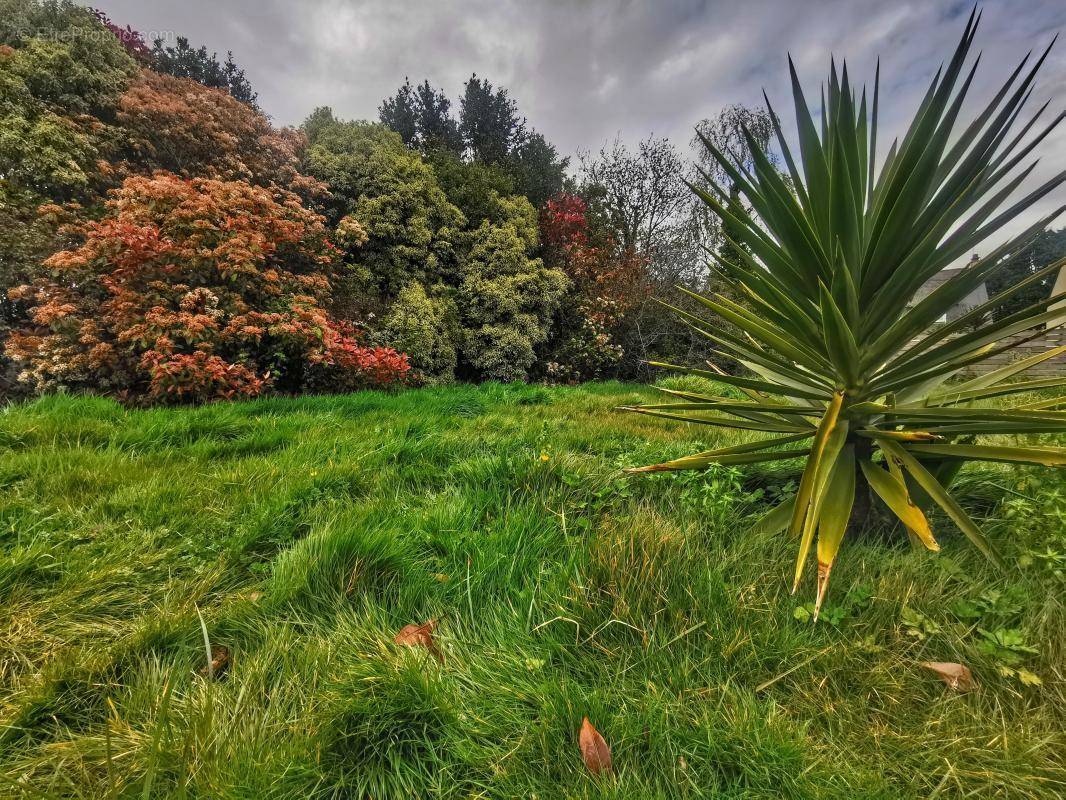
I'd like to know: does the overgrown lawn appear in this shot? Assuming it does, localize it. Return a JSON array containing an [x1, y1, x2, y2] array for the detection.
[[0, 382, 1063, 798]]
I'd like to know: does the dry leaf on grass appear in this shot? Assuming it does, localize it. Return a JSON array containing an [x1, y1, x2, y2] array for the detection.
[[579, 717, 612, 776], [921, 661, 974, 691], [199, 645, 231, 679], [393, 620, 443, 663]]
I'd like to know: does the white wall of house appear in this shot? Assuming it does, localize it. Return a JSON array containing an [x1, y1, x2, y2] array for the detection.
[[1051, 264, 1066, 327]]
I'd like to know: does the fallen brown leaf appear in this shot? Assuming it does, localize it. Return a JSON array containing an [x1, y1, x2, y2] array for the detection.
[[579, 717, 612, 776], [200, 645, 230, 679], [921, 661, 974, 691], [393, 620, 443, 663]]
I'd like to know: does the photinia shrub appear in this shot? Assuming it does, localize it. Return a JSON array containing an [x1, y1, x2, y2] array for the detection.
[[7, 172, 409, 403], [541, 193, 646, 320], [91, 8, 152, 62], [539, 192, 647, 381], [540, 192, 591, 251], [114, 70, 323, 199]]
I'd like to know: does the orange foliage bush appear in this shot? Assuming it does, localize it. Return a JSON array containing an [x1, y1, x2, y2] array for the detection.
[[115, 70, 323, 198], [538, 193, 648, 381], [7, 173, 408, 402]]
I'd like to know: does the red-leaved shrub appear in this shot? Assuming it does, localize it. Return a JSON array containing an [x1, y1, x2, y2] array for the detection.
[[114, 70, 325, 201], [538, 193, 648, 381], [7, 172, 409, 403]]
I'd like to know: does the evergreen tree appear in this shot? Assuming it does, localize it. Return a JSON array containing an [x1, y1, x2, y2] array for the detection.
[[378, 78, 418, 146], [379, 74, 568, 211], [459, 74, 525, 165], [414, 79, 463, 152], [149, 35, 258, 108], [986, 228, 1066, 320], [508, 131, 568, 208], [302, 106, 338, 147]]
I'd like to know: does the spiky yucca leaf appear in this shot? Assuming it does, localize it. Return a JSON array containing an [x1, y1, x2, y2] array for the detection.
[[625, 9, 1066, 618]]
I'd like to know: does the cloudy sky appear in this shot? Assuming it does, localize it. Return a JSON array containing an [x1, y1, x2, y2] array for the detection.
[[95, 0, 1066, 242]]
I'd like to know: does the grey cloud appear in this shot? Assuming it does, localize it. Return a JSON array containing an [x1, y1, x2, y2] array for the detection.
[[93, 0, 1066, 247]]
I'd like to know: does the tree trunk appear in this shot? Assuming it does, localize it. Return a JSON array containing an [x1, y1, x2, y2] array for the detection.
[[846, 435, 898, 543]]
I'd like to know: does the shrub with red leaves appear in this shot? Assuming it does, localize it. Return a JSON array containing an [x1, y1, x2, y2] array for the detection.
[[541, 193, 646, 314], [538, 192, 648, 381], [541, 193, 591, 251], [6, 173, 409, 403], [114, 70, 324, 201], [91, 9, 152, 62]]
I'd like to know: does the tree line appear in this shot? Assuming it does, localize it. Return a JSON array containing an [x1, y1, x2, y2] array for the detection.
[[1, 0, 1061, 403]]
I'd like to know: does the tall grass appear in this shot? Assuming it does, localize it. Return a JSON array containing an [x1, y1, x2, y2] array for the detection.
[[0, 382, 1063, 797]]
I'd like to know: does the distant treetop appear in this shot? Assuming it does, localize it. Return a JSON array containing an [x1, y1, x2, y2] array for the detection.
[[150, 35, 259, 109]]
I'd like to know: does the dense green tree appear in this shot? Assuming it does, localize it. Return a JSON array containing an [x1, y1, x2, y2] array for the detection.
[[381, 282, 459, 385], [149, 34, 258, 108], [423, 148, 568, 382], [1, 1, 137, 394], [1, 1, 134, 114], [457, 196, 567, 382], [0, 0, 136, 197], [303, 119, 465, 296], [508, 131, 568, 208], [378, 78, 418, 146], [425, 148, 514, 227], [302, 105, 338, 147], [0, 46, 101, 198], [459, 74, 524, 165], [0, 4, 134, 198], [380, 73, 567, 210], [379, 78, 464, 154], [456, 74, 568, 205], [304, 115, 568, 383], [413, 79, 464, 153], [985, 228, 1066, 320]]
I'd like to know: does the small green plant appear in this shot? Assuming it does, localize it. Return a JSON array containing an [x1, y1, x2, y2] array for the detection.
[[562, 472, 633, 533], [950, 586, 1025, 622], [672, 465, 750, 522], [943, 586, 1042, 686], [623, 10, 1066, 617], [795, 601, 846, 626], [1019, 545, 1066, 580], [977, 628, 1042, 685], [794, 582, 872, 626], [1006, 486, 1066, 581], [901, 607, 942, 640]]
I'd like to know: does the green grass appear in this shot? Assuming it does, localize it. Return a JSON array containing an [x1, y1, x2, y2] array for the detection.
[[0, 381, 1063, 798]]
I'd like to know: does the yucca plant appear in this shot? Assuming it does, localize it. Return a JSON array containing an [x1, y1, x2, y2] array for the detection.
[[623, 9, 1066, 617]]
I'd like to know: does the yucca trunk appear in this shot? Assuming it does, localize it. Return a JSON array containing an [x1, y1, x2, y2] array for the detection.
[[846, 434, 875, 535]]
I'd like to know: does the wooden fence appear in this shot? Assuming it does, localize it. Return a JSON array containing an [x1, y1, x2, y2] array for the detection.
[[941, 328, 1066, 376]]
